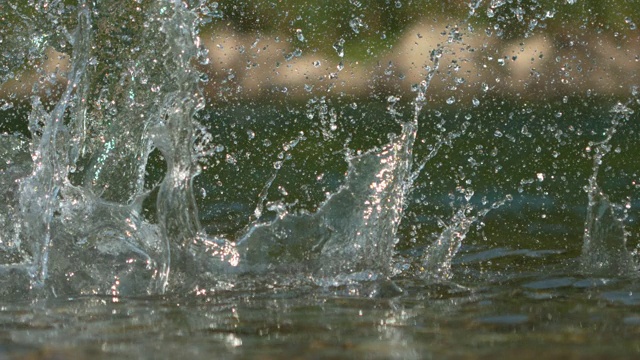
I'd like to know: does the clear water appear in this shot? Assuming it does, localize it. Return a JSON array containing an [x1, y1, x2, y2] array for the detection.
[[1, 0, 640, 358]]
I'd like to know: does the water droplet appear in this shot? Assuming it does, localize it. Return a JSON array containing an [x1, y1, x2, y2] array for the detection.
[[611, 102, 634, 116], [349, 17, 364, 34], [472, 98, 480, 107], [394, 0, 402, 8], [446, 96, 456, 105], [625, 17, 637, 30], [296, 29, 305, 42], [537, 173, 545, 182], [461, 189, 473, 203], [333, 39, 345, 58], [0, 101, 14, 111]]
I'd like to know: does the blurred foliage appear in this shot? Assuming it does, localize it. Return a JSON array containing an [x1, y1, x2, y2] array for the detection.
[[207, 0, 640, 59], [3, 0, 639, 66], [207, 1, 467, 60]]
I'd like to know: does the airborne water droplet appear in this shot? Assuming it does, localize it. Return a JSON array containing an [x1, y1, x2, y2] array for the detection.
[[349, 17, 364, 34], [625, 17, 637, 30], [465, 189, 474, 202], [333, 39, 345, 58], [0, 101, 14, 111]]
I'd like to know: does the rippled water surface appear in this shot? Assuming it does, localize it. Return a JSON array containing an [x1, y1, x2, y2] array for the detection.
[[2, 271, 640, 359]]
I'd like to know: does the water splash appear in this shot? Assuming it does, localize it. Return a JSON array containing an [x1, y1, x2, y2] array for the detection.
[[0, 1, 235, 296], [236, 118, 415, 279], [2, 0, 610, 299], [18, 6, 94, 288], [0, 0, 431, 296], [580, 102, 638, 277], [419, 196, 511, 282]]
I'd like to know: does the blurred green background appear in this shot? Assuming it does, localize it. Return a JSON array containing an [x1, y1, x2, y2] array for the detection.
[[209, 0, 639, 59]]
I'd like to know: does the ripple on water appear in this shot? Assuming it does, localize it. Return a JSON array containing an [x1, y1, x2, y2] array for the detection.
[[476, 314, 529, 325]]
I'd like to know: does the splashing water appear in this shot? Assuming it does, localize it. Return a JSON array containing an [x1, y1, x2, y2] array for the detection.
[[580, 102, 638, 277], [2, 0, 633, 302], [0, 0, 447, 297], [1, 0, 240, 296], [237, 118, 415, 280], [0, 0, 514, 299], [3, 1, 640, 358], [419, 194, 512, 282]]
